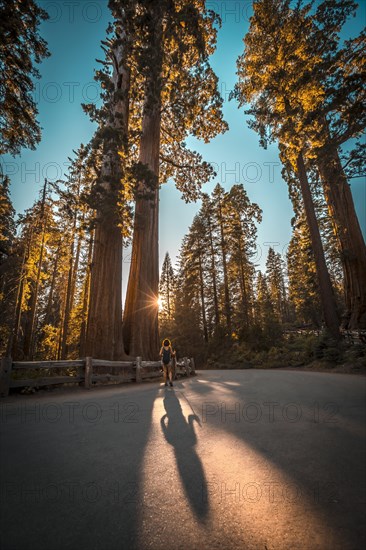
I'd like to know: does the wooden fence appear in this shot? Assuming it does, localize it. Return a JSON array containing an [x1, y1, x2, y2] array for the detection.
[[0, 356, 196, 398]]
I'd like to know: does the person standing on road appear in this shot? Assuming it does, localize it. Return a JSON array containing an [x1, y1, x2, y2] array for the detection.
[[160, 339, 176, 387]]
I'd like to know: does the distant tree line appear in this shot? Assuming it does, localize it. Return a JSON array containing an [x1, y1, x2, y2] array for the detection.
[[158, 179, 343, 364]]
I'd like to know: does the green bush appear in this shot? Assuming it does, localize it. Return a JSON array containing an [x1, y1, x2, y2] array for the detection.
[[322, 347, 341, 363]]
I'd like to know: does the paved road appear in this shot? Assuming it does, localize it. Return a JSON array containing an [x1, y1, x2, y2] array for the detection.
[[1, 370, 365, 550]]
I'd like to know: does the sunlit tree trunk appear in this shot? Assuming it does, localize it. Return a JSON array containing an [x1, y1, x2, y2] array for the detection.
[[123, 108, 161, 359], [23, 180, 48, 359], [44, 240, 61, 327], [123, 6, 164, 359], [85, 38, 130, 360], [60, 224, 76, 359], [86, 219, 125, 359], [317, 146, 366, 329], [296, 152, 340, 339], [61, 213, 84, 359], [8, 240, 30, 358], [79, 231, 93, 358]]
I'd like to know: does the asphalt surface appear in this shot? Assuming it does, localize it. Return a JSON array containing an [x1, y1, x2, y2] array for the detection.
[[0, 369, 365, 550]]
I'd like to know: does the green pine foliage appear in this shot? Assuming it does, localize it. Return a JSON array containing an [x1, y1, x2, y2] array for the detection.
[[0, 0, 50, 155]]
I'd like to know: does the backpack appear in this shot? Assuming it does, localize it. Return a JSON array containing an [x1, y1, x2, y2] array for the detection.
[[162, 347, 171, 364]]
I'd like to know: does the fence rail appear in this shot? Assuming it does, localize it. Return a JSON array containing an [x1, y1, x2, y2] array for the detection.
[[0, 356, 196, 398]]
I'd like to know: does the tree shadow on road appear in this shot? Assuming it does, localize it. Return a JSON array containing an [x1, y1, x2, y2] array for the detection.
[[160, 388, 209, 522], [0, 385, 160, 550], [187, 370, 366, 549]]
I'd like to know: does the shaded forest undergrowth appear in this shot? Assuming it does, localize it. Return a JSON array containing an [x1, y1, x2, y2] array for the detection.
[[171, 331, 366, 375]]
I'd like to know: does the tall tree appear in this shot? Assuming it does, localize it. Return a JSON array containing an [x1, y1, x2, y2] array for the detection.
[[0, 175, 16, 354], [0, 0, 49, 155], [7, 185, 56, 359], [22, 179, 49, 359], [0, 175, 15, 266], [201, 194, 221, 329], [52, 145, 94, 359], [235, 0, 366, 329], [123, 0, 227, 358], [122, 0, 164, 358], [255, 271, 282, 346], [225, 184, 262, 335], [234, 0, 341, 339], [287, 218, 323, 328], [174, 229, 209, 361], [309, 6, 366, 328], [211, 183, 232, 336], [266, 247, 288, 322], [172, 183, 262, 357], [159, 252, 176, 325], [83, 4, 133, 359]]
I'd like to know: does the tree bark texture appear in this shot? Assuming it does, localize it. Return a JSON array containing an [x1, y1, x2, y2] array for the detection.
[[296, 152, 340, 339], [123, 5, 164, 359], [317, 146, 366, 328], [85, 36, 130, 359]]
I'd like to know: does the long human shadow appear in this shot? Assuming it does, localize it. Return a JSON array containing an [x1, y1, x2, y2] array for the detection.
[[160, 388, 209, 521]]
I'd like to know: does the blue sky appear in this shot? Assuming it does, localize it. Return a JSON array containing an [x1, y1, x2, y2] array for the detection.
[[2, 0, 365, 293]]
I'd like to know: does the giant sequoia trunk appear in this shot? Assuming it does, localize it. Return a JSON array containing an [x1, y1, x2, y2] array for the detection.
[[85, 38, 130, 360], [296, 152, 340, 339], [123, 7, 164, 360], [122, 106, 161, 359], [85, 217, 125, 359], [317, 147, 366, 329]]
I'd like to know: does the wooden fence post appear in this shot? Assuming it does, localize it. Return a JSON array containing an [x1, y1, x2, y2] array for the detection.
[[0, 356, 13, 397], [190, 357, 196, 375], [183, 357, 190, 377], [136, 357, 142, 383], [85, 357, 93, 389]]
